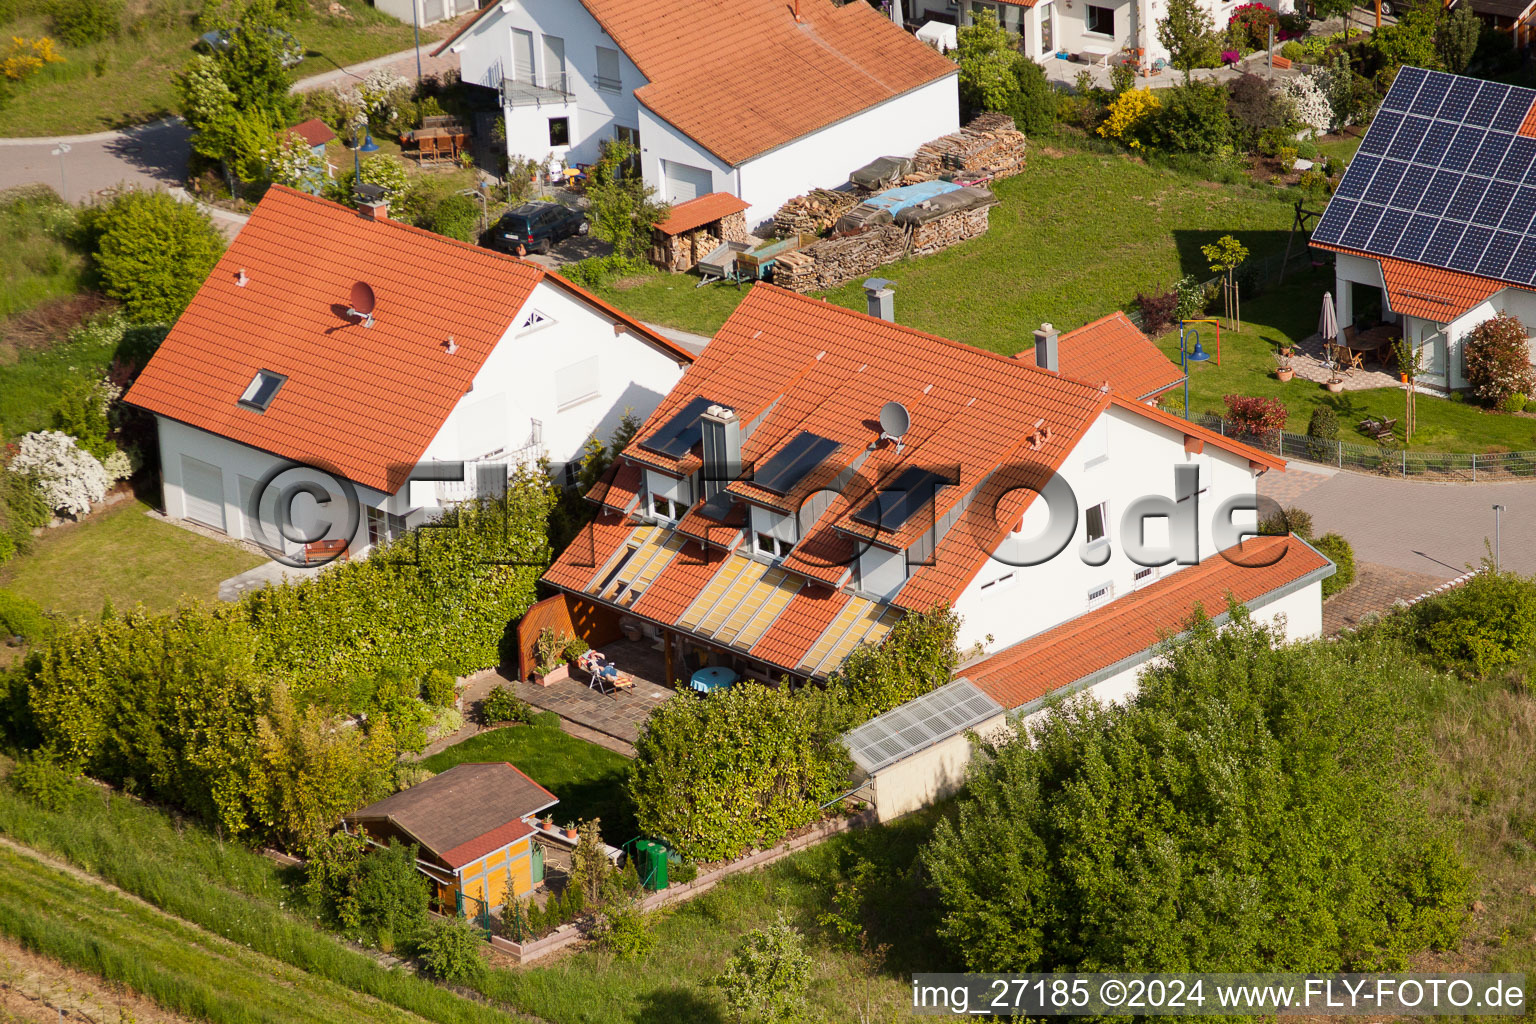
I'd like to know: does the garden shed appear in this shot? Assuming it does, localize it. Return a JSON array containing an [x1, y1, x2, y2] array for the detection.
[[649, 193, 751, 272], [343, 762, 558, 914]]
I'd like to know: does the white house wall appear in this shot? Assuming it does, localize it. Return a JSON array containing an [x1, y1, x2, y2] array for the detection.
[[951, 404, 1261, 654], [636, 106, 736, 207], [450, 0, 646, 168], [732, 74, 960, 229], [418, 277, 688, 474]]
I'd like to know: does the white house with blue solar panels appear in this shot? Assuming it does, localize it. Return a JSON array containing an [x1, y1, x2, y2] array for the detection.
[[1311, 66, 1536, 393]]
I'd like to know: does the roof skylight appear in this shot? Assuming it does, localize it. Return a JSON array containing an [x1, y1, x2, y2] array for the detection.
[[239, 369, 287, 412]]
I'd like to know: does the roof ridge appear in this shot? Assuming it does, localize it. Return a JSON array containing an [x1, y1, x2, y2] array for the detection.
[[1058, 309, 1133, 339]]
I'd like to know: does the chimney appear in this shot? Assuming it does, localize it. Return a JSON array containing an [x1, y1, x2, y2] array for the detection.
[[699, 405, 741, 500], [864, 278, 895, 322], [1033, 322, 1059, 373], [356, 182, 389, 221]]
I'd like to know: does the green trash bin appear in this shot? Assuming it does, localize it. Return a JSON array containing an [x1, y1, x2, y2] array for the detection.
[[634, 839, 669, 891]]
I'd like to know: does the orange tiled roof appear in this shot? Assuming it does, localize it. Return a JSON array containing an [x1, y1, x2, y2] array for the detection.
[[544, 513, 636, 591], [125, 187, 690, 494], [289, 118, 336, 147], [630, 542, 726, 624], [962, 535, 1332, 710], [750, 584, 851, 671], [1024, 312, 1186, 401], [437, 0, 956, 167], [440, 819, 535, 870], [654, 193, 751, 236], [1313, 242, 1513, 322], [589, 461, 643, 514]]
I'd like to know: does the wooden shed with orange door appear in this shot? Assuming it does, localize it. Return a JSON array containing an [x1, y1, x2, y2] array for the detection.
[[343, 762, 558, 914]]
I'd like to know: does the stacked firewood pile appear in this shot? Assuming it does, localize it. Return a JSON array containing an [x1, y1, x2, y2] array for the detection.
[[911, 113, 1028, 181], [909, 206, 991, 257], [771, 188, 864, 238], [772, 226, 910, 293]]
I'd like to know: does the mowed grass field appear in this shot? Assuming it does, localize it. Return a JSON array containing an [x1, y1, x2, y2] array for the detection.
[[0, 0, 444, 136], [591, 144, 1304, 353]]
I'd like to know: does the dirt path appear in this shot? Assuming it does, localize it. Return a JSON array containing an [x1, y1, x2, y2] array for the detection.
[[0, 933, 200, 1024]]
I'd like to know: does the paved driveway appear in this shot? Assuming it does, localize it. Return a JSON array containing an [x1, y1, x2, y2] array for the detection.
[[0, 118, 192, 204], [1262, 463, 1536, 578]]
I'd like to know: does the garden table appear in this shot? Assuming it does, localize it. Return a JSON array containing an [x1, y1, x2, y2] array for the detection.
[[689, 666, 737, 694]]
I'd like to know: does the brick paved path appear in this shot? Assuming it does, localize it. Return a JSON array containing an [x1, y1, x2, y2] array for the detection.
[[1321, 562, 1446, 635], [1261, 463, 1536, 579]]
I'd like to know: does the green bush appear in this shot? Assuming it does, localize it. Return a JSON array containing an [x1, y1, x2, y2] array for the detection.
[[591, 900, 654, 960], [421, 668, 456, 708], [1259, 504, 1313, 540], [923, 613, 1470, 972], [0, 588, 53, 641], [1500, 391, 1528, 414], [1413, 569, 1536, 678], [1313, 531, 1354, 598], [83, 188, 224, 324], [1140, 81, 1231, 153], [352, 842, 430, 948], [1525, 398, 1536, 414], [49, 0, 119, 45], [417, 917, 486, 984], [558, 253, 649, 290], [1307, 404, 1338, 461], [480, 684, 532, 725], [425, 193, 480, 244], [9, 750, 77, 811], [717, 914, 814, 1024], [0, 469, 52, 564]]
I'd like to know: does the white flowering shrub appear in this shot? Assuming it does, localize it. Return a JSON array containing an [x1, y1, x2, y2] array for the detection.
[[1280, 72, 1331, 135], [102, 450, 133, 482], [11, 431, 110, 517], [271, 128, 325, 192]]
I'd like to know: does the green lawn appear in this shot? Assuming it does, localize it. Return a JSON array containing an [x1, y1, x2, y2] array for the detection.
[[421, 724, 636, 843], [0, 0, 444, 136], [1150, 273, 1536, 454], [0, 191, 87, 325], [0, 310, 119, 438], [0, 495, 263, 621], [591, 143, 1305, 354]]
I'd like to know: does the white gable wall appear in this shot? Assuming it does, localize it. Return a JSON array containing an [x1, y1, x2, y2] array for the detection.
[[951, 404, 1262, 655]]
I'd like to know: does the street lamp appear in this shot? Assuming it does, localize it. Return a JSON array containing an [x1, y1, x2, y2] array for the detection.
[[350, 116, 380, 193], [1178, 324, 1211, 421], [1493, 504, 1506, 571], [49, 143, 70, 200], [460, 185, 489, 234]]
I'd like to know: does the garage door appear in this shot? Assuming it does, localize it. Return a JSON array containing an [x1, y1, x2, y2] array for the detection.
[[181, 455, 225, 532], [662, 160, 713, 203]]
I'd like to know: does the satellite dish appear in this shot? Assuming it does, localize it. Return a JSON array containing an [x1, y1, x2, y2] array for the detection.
[[876, 401, 910, 453], [347, 281, 376, 328]]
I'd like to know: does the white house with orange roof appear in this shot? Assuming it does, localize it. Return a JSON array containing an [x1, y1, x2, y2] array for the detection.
[[542, 283, 1331, 704], [431, 0, 959, 227], [1313, 67, 1536, 393], [124, 186, 692, 561]]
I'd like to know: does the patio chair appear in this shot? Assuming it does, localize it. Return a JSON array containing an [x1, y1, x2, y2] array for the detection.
[[577, 650, 634, 697], [418, 135, 439, 165], [1347, 350, 1365, 373]]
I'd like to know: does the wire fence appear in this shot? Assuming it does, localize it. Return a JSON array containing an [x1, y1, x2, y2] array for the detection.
[[1185, 412, 1536, 482]]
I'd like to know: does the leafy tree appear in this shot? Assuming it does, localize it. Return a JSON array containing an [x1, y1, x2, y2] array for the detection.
[[1434, 5, 1479, 73], [1013, 57, 1056, 136], [1413, 568, 1536, 678], [585, 140, 668, 261], [351, 841, 430, 947], [1157, 0, 1221, 82], [85, 189, 224, 324], [1227, 73, 1292, 149], [178, 54, 239, 162], [567, 817, 613, 906], [954, 9, 1021, 115], [1462, 313, 1536, 409], [1201, 233, 1247, 283], [717, 913, 815, 1024], [202, 0, 297, 121], [1141, 81, 1231, 153], [923, 611, 1470, 973], [417, 917, 487, 984], [1366, 4, 1440, 72]]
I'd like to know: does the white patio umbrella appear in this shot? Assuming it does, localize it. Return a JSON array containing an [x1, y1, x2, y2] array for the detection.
[[1318, 291, 1339, 343]]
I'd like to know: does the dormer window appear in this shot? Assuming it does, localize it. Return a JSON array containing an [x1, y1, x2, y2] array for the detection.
[[239, 370, 287, 412]]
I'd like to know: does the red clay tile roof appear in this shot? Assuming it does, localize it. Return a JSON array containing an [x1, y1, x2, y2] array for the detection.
[[654, 193, 751, 236], [1022, 312, 1185, 401], [1313, 241, 1514, 322], [544, 513, 637, 591], [1521, 97, 1536, 138], [589, 461, 643, 514], [289, 118, 336, 147], [962, 535, 1332, 710], [749, 584, 850, 670], [439, 819, 535, 870], [437, 0, 956, 167], [125, 187, 689, 494]]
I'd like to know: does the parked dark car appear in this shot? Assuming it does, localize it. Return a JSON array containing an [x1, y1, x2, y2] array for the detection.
[[484, 202, 589, 254]]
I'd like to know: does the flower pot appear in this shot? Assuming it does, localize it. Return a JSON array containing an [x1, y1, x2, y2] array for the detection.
[[564, 827, 578, 839], [1276, 368, 1294, 382], [1400, 374, 1409, 383], [1325, 379, 1344, 393], [621, 622, 642, 642], [544, 663, 570, 685]]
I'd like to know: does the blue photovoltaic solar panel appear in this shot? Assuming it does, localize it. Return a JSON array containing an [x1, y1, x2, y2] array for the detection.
[[1360, 111, 1403, 155], [1340, 203, 1384, 249], [1312, 68, 1536, 289], [753, 432, 840, 496], [1443, 126, 1486, 171], [1473, 180, 1518, 226], [1366, 160, 1407, 203], [1393, 164, 1436, 209], [1468, 132, 1513, 177], [1368, 209, 1412, 254], [1469, 82, 1511, 124], [638, 395, 716, 458], [1411, 73, 1451, 117], [1394, 214, 1438, 261], [1413, 121, 1457, 165], [1388, 117, 1429, 160], [851, 467, 949, 531], [1447, 176, 1490, 220], [1509, 238, 1536, 283], [1502, 187, 1536, 233], [1478, 232, 1521, 279], [1496, 137, 1536, 181]]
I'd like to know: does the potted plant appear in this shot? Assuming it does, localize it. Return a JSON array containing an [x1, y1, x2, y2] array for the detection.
[[1325, 377, 1344, 393], [1273, 349, 1294, 382], [532, 628, 577, 685], [564, 825, 578, 839]]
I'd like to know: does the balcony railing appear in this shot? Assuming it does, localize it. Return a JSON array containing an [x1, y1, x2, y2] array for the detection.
[[435, 437, 547, 504], [501, 72, 572, 108]]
